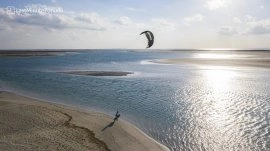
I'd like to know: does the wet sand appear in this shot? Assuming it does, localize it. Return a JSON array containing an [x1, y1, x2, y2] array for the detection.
[[0, 91, 169, 151]]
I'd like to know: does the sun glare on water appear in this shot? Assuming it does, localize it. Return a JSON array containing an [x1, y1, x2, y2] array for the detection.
[[194, 53, 238, 59], [185, 68, 242, 149], [203, 68, 238, 91], [200, 68, 240, 137]]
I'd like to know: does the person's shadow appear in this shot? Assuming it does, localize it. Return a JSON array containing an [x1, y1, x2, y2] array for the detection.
[[101, 121, 115, 131], [101, 111, 120, 132]]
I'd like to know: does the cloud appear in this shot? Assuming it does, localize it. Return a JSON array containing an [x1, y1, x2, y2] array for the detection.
[[113, 17, 176, 32], [219, 26, 237, 35], [205, 0, 227, 10], [0, 23, 10, 31], [247, 19, 270, 35], [113, 16, 148, 29], [219, 16, 270, 35], [0, 5, 107, 31], [114, 16, 133, 25], [151, 18, 176, 31], [184, 14, 204, 22], [232, 17, 242, 24], [184, 14, 204, 26], [245, 15, 255, 22], [125, 7, 145, 12]]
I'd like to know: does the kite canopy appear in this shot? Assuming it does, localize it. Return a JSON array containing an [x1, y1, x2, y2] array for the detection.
[[140, 31, 154, 48]]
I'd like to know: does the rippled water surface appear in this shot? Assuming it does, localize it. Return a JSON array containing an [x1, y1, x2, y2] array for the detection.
[[0, 50, 269, 151]]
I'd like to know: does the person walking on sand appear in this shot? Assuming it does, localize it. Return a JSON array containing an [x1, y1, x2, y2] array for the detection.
[[115, 110, 119, 117], [114, 110, 120, 121]]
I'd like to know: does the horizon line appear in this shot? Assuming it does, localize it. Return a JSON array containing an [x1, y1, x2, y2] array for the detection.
[[0, 48, 270, 51]]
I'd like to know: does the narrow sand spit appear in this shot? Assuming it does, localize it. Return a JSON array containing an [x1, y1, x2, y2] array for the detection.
[[0, 91, 169, 151], [156, 58, 270, 68], [60, 71, 133, 76]]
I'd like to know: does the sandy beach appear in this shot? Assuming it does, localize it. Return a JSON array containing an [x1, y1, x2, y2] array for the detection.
[[0, 91, 169, 151]]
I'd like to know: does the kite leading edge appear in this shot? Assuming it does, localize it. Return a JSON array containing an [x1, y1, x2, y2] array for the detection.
[[140, 31, 154, 48]]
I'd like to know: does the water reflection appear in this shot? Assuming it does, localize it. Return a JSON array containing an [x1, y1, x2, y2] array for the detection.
[[191, 67, 242, 150], [194, 53, 238, 59], [203, 68, 238, 91], [184, 66, 270, 151], [205, 69, 237, 127]]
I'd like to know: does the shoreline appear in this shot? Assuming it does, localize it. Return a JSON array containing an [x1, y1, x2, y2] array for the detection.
[[0, 91, 169, 151]]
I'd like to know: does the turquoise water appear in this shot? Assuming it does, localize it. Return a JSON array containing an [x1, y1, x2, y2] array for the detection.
[[0, 50, 270, 151]]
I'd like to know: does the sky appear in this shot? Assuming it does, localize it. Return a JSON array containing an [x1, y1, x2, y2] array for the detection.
[[0, 0, 269, 49]]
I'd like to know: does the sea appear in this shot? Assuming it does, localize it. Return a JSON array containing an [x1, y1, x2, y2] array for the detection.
[[0, 49, 269, 151]]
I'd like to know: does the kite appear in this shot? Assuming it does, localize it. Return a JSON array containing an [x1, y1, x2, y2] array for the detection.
[[140, 31, 154, 48]]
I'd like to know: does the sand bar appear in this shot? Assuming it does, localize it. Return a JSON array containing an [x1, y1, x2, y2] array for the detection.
[[0, 91, 169, 151], [61, 71, 133, 76], [156, 58, 270, 68], [156, 50, 270, 68]]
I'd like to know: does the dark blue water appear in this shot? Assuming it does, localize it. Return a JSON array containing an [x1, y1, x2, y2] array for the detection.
[[0, 50, 269, 151]]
